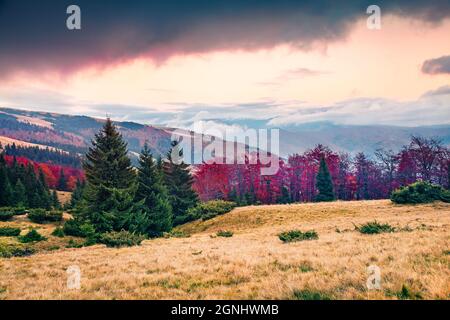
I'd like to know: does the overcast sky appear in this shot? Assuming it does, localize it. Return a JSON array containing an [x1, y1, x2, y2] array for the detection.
[[0, 0, 449, 128]]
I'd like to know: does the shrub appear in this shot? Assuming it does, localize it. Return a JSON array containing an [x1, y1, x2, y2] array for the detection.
[[391, 181, 449, 204], [18, 229, 47, 243], [28, 209, 63, 223], [63, 219, 94, 237], [63, 219, 99, 245], [441, 189, 450, 203], [292, 289, 331, 300], [396, 285, 423, 300], [279, 230, 318, 243], [357, 221, 395, 234], [80, 223, 96, 238], [0, 227, 21, 237], [63, 219, 83, 237], [176, 200, 237, 225], [0, 208, 14, 221], [51, 227, 65, 238], [172, 214, 195, 227], [0, 207, 29, 219], [0, 207, 28, 216], [216, 230, 233, 237], [26, 209, 46, 223], [99, 230, 145, 248], [0, 242, 35, 258], [83, 236, 98, 247], [163, 230, 190, 238], [299, 261, 314, 273], [66, 239, 84, 248], [12, 207, 28, 216], [79, 224, 99, 245]]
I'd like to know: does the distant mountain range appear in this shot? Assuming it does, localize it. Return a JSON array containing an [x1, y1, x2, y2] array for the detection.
[[216, 118, 450, 157], [276, 122, 450, 157], [0, 107, 173, 158], [0, 107, 449, 161]]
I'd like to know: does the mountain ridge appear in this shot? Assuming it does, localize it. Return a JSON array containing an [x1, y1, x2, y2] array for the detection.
[[1, 107, 449, 159]]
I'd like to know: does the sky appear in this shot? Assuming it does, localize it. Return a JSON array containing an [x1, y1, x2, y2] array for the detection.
[[0, 0, 449, 129]]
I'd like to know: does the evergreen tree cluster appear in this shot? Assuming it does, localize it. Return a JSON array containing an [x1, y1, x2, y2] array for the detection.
[[72, 119, 198, 237], [3, 144, 82, 168], [0, 152, 55, 209]]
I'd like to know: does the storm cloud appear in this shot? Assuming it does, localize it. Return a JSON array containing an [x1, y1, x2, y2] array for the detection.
[[1, 0, 449, 77], [422, 55, 450, 74]]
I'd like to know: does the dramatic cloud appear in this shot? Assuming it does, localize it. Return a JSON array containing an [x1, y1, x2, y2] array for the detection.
[[1, 0, 449, 77], [422, 55, 450, 74]]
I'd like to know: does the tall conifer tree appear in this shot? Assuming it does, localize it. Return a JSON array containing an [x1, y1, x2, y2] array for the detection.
[[163, 140, 198, 224], [69, 179, 85, 209], [0, 165, 13, 206], [37, 169, 52, 209], [57, 168, 68, 191], [82, 118, 136, 232], [124, 144, 172, 236], [52, 190, 61, 209], [14, 179, 27, 207], [315, 157, 335, 202]]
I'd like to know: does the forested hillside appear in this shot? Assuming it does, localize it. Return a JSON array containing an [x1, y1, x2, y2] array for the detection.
[[194, 137, 450, 204]]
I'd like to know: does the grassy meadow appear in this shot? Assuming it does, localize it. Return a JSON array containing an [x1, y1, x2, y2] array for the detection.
[[0, 200, 449, 300]]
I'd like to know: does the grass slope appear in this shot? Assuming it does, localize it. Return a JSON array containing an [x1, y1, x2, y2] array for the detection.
[[0, 200, 449, 299]]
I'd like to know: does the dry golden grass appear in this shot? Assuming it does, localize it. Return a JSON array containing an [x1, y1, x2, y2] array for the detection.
[[0, 200, 449, 300], [56, 191, 72, 206]]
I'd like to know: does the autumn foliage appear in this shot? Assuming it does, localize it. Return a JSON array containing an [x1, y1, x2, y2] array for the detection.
[[193, 137, 449, 204], [3, 155, 84, 191]]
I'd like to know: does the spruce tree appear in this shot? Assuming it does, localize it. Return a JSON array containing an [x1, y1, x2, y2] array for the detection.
[[156, 156, 163, 172], [0, 164, 8, 206], [14, 179, 27, 207], [244, 187, 256, 205], [124, 144, 172, 236], [24, 163, 37, 205], [69, 179, 85, 209], [52, 190, 61, 209], [36, 169, 52, 209], [57, 168, 68, 191], [279, 186, 291, 204], [8, 156, 18, 184], [38, 169, 47, 188], [4, 179, 14, 207], [315, 157, 335, 202], [82, 118, 136, 232], [163, 140, 198, 223], [228, 187, 240, 204], [0, 166, 13, 206]]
